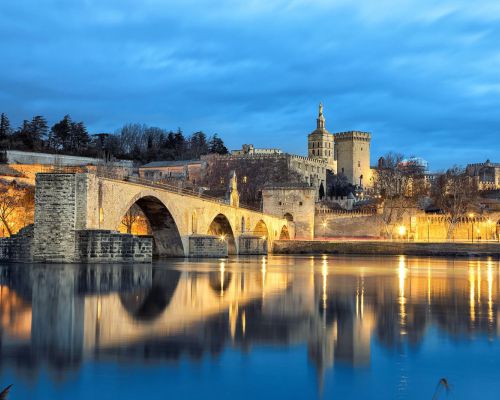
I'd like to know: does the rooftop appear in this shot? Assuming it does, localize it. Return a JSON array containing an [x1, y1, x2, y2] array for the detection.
[[140, 160, 204, 168]]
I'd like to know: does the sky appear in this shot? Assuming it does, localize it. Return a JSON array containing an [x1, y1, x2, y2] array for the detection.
[[1, 0, 500, 170]]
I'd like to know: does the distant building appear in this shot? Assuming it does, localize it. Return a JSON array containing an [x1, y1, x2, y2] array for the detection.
[[231, 144, 282, 155], [138, 160, 207, 185], [400, 157, 429, 172], [308, 104, 372, 187], [308, 103, 336, 172], [466, 160, 500, 190]]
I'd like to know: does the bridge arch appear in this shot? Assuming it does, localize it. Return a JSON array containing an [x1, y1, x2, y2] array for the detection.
[[209, 270, 233, 296], [279, 225, 290, 240], [208, 213, 237, 255], [117, 195, 184, 257], [119, 269, 182, 321], [253, 220, 269, 239]]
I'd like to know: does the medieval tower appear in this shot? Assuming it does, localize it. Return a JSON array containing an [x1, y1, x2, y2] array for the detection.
[[308, 104, 372, 188], [308, 103, 337, 173], [334, 131, 372, 188]]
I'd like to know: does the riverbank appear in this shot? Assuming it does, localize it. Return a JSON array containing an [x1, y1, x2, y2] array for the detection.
[[273, 240, 500, 258]]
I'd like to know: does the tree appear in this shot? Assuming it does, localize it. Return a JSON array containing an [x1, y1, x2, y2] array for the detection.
[[69, 121, 90, 153], [120, 204, 142, 234], [431, 166, 478, 239], [0, 184, 19, 236], [15, 116, 48, 150], [374, 152, 427, 238], [0, 113, 11, 143], [49, 115, 72, 151], [327, 172, 354, 197], [189, 131, 209, 158], [209, 134, 228, 155], [50, 116, 90, 153]]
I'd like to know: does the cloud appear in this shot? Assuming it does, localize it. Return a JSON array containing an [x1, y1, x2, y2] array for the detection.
[[0, 0, 499, 169]]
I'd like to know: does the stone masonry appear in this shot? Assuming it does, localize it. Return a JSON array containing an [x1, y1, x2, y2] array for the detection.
[[0, 173, 154, 263]]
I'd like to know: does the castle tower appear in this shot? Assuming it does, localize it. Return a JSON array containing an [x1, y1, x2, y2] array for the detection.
[[308, 103, 336, 173], [334, 131, 372, 187]]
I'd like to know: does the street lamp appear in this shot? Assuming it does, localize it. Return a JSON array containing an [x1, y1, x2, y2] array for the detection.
[[398, 225, 407, 241], [469, 213, 474, 243]]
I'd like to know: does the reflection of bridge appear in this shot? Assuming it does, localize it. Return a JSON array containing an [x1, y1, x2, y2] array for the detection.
[[5, 256, 499, 384], [0, 260, 373, 381]]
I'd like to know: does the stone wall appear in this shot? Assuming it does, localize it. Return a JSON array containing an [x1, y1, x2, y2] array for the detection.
[[189, 235, 227, 258], [273, 240, 500, 258], [315, 212, 382, 238], [30, 173, 151, 263], [239, 235, 267, 255], [334, 131, 372, 187], [75, 230, 152, 263], [5, 150, 133, 168], [262, 187, 316, 240], [33, 173, 79, 262], [0, 225, 34, 262]]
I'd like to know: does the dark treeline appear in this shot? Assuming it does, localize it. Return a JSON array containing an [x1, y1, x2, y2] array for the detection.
[[0, 113, 228, 163]]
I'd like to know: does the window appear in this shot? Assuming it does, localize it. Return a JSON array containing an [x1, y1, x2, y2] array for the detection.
[[299, 201, 303, 206], [243, 176, 248, 183], [279, 201, 282, 205]]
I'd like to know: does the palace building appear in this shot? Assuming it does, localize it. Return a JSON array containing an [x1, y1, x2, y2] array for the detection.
[[308, 103, 372, 187]]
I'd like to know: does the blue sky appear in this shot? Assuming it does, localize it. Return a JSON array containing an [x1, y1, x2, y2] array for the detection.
[[1, 0, 500, 170]]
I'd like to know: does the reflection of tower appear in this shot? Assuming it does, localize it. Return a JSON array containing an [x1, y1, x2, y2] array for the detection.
[[31, 266, 84, 367], [307, 259, 374, 388]]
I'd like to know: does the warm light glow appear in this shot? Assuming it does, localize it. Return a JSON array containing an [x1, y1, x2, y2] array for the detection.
[[487, 260, 493, 324], [219, 234, 226, 241], [469, 213, 474, 218], [322, 259, 328, 313], [398, 225, 406, 236], [469, 266, 475, 323], [398, 256, 407, 334]]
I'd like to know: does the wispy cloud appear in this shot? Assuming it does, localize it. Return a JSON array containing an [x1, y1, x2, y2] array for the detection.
[[0, 0, 499, 168]]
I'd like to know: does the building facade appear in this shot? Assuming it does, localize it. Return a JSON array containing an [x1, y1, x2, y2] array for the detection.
[[334, 131, 372, 187], [307, 104, 372, 188], [138, 160, 207, 185], [466, 160, 500, 190], [307, 103, 336, 173], [231, 144, 282, 155]]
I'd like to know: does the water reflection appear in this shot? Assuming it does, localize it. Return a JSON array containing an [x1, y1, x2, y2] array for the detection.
[[0, 256, 499, 389]]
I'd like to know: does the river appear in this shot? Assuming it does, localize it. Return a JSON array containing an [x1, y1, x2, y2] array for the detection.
[[0, 255, 499, 399]]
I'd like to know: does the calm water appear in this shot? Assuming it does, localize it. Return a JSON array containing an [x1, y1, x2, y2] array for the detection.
[[1, 255, 500, 399]]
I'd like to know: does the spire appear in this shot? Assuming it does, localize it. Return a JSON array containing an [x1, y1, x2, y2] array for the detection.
[[317, 102, 325, 130]]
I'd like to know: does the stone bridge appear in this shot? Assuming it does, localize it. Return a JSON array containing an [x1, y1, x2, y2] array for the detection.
[[31, 173, 294, 261]]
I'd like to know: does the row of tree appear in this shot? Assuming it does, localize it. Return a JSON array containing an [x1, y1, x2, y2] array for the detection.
[[0, 113, 228, 163]]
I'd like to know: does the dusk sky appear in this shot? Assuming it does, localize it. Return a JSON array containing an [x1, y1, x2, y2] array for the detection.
[[2, 0, 500, 170]]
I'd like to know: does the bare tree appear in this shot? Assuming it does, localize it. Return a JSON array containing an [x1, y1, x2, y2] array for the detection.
[[0, 186, 19, 236], [431, 166, 478, 239], [374, 153, 427, 238], [120, 204, 142, 234]]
